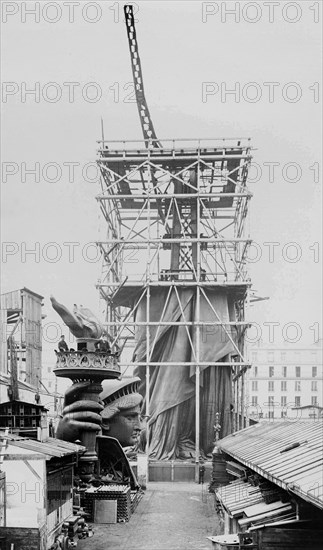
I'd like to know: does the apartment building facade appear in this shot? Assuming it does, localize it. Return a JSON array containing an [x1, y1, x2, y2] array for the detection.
[[246, 341, 323, 421]]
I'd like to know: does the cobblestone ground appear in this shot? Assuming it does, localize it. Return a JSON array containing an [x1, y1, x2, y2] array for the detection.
[[77, 482, 222, 550]]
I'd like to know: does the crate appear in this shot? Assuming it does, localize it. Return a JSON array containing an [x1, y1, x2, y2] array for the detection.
[[84, 485, 131, 523]]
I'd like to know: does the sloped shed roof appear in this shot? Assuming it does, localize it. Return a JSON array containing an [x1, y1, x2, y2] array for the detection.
[[218, 420, 323, 509], [0, 431, 85, 459]]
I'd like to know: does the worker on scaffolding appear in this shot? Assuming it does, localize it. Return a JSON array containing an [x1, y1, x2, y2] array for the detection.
[[58, 335, 69, 352]]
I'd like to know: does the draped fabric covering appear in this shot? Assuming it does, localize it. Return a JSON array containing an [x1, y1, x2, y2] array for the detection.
[[133, 288, 236, 460]]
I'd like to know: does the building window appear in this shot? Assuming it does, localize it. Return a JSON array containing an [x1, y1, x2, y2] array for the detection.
[[269, 366, 274, 377], [268, 381, 274, 392], [295, 396, 301, 407], [295, 381, 301, 392], [311, 381, 318, 392], [295, 366, 301, 378], [281, 410, 287, 418], [254, 366, 258, 377], [252, 381, 258, 391], [268, 411, 274, 419], [281, 381, 287, 392], [312, 366, 317, 378], [268, 396, 274, 406], [251, 396, 258, 406], [282, 366, 287, 378], [281, 396, 287, 406], [312, 396, 318, 406]]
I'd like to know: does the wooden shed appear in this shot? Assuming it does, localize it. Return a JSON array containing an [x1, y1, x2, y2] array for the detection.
[[0, 288, 44, 389], [210, 420, 323, 549], [0, 431, 85, 550]]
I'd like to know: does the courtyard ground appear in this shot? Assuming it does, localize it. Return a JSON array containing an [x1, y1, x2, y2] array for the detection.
[[77, 482, 222, 550]]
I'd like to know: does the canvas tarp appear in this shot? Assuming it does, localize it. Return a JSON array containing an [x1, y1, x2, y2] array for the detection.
[[133, 287, 236, 460]]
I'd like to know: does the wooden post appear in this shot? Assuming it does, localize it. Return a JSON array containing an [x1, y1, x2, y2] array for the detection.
[[234, 366, 237, 432], [241, 369, 245, 429], [8, 336, 19, 401], [195, 162, 201, 483], [195, 364, 200, 483], [236, 367, 240, 431], [146, 287, 150, 469], [145, 175, 152, 472]]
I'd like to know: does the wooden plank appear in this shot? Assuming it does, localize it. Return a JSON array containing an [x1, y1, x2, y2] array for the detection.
[[239, 505, 293, 527], [244, 500, 290, 518], [2, 454, 45, 460]]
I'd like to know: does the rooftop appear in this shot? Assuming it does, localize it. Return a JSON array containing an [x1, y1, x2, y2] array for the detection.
[[0, 431, 85, 460], [218, 420, 323, 509]]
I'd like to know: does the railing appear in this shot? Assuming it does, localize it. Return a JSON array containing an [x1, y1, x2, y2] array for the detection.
[[97, 137, 252, 152], [54, 350, 120, 376]]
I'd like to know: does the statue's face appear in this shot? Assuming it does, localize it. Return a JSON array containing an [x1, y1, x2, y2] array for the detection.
[[103, 405, 142, 447]]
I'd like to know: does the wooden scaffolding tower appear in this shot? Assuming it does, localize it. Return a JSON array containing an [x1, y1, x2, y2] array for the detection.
[[95, 136, 253, 468]]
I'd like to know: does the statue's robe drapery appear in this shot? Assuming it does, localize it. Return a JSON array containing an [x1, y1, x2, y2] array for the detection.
[[133, 288, 236, 460]]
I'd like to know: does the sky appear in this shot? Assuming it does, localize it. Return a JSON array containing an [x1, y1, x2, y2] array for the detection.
[[1, 0, 322, 371]]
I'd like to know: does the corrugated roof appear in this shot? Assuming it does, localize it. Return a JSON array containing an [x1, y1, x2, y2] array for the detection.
[[218, 420, 323, 509], [0, 431, 85, 459]]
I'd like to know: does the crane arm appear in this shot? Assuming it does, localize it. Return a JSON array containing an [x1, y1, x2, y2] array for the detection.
[[124, 5, 161, 148]]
